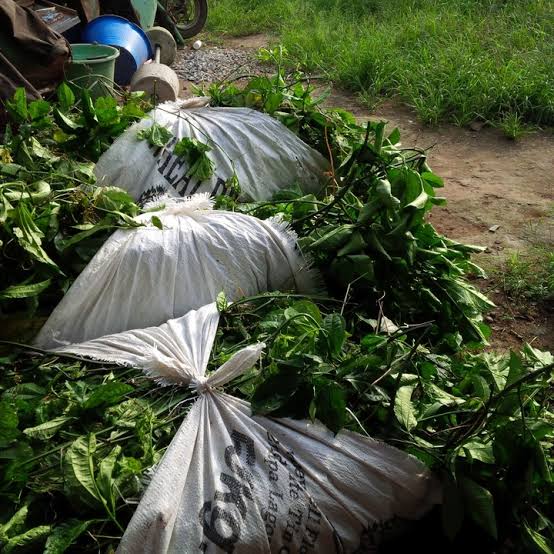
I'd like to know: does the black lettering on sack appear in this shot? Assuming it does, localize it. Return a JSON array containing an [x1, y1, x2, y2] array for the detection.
[[137, 185, 167, 207], [147, 141, 162, 157], [265, 432, 290, 483], [263, 489, 283, 542], [306, 499, 321, 525], [215, 471, 252, 518], [165, 156, 187, 185], [189, 178, 204, 195], [174, 174, 193, 196], [282, 505, 304, 543], [156, 137, 178, 175], [211, 177, 227, 196], [199, 502, 240, 553], [199, 430, 256, 552]]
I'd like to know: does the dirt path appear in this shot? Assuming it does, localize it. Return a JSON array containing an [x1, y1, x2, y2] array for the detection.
[[176, 36, 554, 350]]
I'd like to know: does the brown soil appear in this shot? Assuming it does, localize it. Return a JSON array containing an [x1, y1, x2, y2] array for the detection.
[[181, 36, 554, 351]]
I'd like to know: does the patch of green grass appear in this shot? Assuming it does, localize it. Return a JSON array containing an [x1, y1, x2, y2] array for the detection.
[[499, 248, 554, 303], [497, 112, 532, 140], [207, 0, 293, 36], [207, 0, 554, 132]]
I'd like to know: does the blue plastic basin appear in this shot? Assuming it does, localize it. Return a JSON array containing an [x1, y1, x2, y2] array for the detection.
[[82, 15, 153, 86]]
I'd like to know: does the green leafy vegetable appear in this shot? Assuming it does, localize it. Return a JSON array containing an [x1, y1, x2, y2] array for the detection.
[[174, 137, 215, 181], [137, 122, 173, 147]]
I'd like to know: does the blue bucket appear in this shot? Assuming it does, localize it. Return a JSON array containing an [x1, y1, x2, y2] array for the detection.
[[82, 15, 153, 86]]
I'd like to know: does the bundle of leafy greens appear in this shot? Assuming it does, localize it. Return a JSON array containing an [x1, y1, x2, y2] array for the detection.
[[0, 85, 150, 320]]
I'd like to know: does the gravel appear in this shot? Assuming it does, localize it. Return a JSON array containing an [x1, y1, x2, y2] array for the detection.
[[172, 46, 270, 84]]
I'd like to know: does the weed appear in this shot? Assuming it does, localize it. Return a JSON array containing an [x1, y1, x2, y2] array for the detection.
[[498, 112, 532, 140], [499, 248, 554, 302]]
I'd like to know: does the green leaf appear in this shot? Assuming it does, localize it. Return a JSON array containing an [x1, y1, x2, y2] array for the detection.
[[394, 385, 418, 431], [323, 313, 346, 356], [460, 440, 495, 464], [92, 186, 138, 213], [3, 525, 51, 552], [0, 400, 19, 448], [6, 88, 28, 122], [174, 137, 214, 181], [0, 278, 52, 299], [359, 334, 387, 352], [336, 230, 366, 257], [264, 91, 284, 114], [460, 477, 497, 539], [315, 380, 346, 433], [498, 351, 526, 415], [522, 344, 553, 366], [506, 350, 525, 387], [151, 215, 163, 229], [97, 445, 121, 512], [422, 171, 444, 188], [533, 440, 552, 482], [55, 223, 115, 252], [23, 416, 74, 440], [28, 99, 50, 121], [81, 89, 98, 125], [427, 383, 465, 406], [95, 96, 119, 127], [216, 291, 229, 312], [387, 127, 401, 145], [13, 204, 59, 269], [0, 502, 29, 539], [308, 224, 354, 252], [137, 122, 173, 147], [53, 108, 84, 133], [286, 300, 322, 324], [44, 520, 94, 554], [375, 178, 400, 208], [57, 82, 75, 111], [329, 254, 375, 286], [523, 521, 554, 554], [83, 382, 133, 410], [471, 374, 491, 401], [65, 434, 100, 503], [2, 383, 45, 401], [29, 137, 57, 161]]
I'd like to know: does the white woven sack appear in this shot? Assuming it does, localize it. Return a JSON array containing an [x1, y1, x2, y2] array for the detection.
[[35, 195, 317, 348], [53, 303, 441, 553], [94, 101, 329, 204]]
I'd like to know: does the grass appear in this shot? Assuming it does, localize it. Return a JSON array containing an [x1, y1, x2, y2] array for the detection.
[[206, 0, 554, 131], [493, 213, 554, 304], [498, 248, 554, 303]]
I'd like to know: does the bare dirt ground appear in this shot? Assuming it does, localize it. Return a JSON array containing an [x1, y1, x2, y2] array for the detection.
[[176, 35, 554, 351]]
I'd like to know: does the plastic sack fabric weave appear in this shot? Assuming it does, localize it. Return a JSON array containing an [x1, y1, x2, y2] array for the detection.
[[53, 303, 442, 554], [93, 101, 330, 205], [35, 194, 317, 348]]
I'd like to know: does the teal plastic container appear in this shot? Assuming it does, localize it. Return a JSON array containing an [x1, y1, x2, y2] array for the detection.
[[64, 43, 120, 97]]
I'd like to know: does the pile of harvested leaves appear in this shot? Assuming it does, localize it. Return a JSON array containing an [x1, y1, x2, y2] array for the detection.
[[0, 85, 149, 321], [1, 48, 552, 553]]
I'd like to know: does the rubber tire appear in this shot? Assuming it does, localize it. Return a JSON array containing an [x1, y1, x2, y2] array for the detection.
[[177, 0, 208, 38]]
